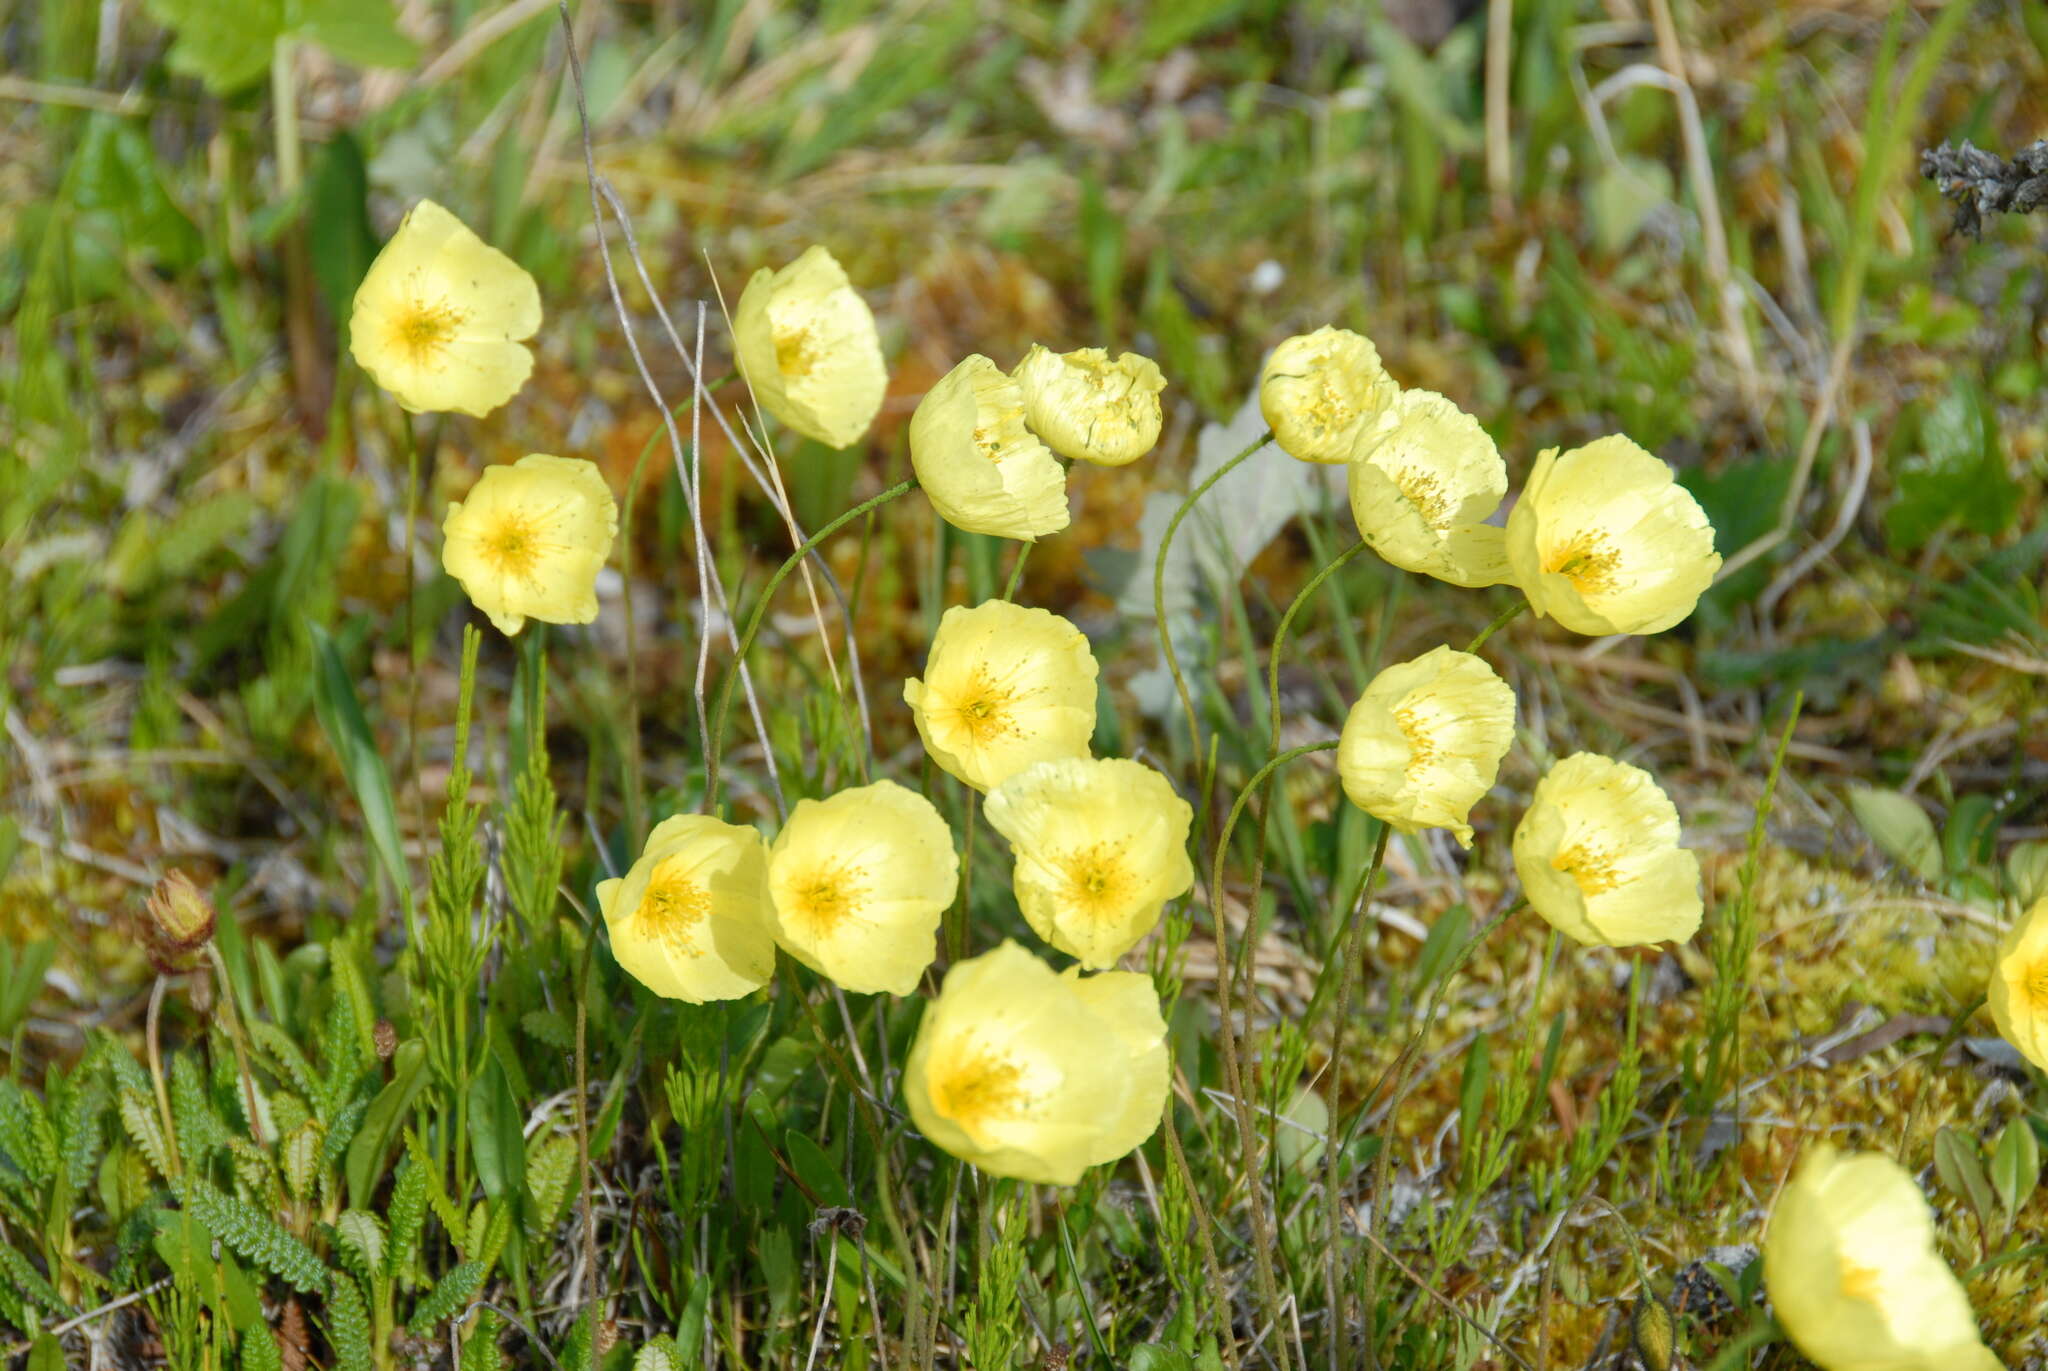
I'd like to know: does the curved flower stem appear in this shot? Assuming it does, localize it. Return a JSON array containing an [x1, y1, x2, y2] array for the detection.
[[1266, 540, 1369, 753], [1000, 539, 1033, 602], [706, 479, 917, 812], [1206, 738, 1336, 1371], [1154, 431, 1272, 763], [1464, 600, 1526, 654], [1320, 819, 1390, 1371]]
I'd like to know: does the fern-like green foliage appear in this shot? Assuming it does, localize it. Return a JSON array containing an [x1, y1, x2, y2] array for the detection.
[[251, 1021, 320, 1104], [384, 1157, 428, 1280], [280, 1118, 323, 1203], [0, 1237, 72, 1323], [406, 1258, 484, 1335], [331, 1209, 386, 1287], [633, 1335, 683, 1371], [464, 1309, 507, 1371], [175, 1173, 329, 1294], [325, 1272, 374, 1371], [58, 1044, 113, 1193], [169, 1053, 227, 1173], [505, 643, 565, 939], [525, 1133, 577, 1242], [0, 1079, 57, 1190]]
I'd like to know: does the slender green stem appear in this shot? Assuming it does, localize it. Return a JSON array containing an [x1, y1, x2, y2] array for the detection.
[[706, 478, 916, 811], [1206, 739, 1335, 1371], [1154, 431, 1271, 762], [1322, 821, 1390, 1371], [1463, 600, 1526, 654], [1000, 539, 1033, 602], [1055, 1197, 1113, 1367], [1267, 540, 1369, 752]]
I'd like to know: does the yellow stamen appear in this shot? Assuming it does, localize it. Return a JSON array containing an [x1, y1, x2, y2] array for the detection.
[[2025, 956, 2048, 1014], [479, 511, 543, 580], [386, 293, 466, 369], [1838, 1254, 1883, 1303], [774, 323, 818, 378], [1545, 531, 1623, 597], [1393, 702, 1441, 778], [789, 863, 865, 934], [634, 859, 710, 957], [931, 1045, 1030, 1138], [1055, 842, 1135, 921], [950, 669, 1018, 745], [1552, 843, 1621, 897], [1394, 467, 1454, 528]]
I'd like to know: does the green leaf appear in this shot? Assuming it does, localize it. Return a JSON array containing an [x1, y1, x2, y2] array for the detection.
[[345, 1038, 428, 1208], [1933, 1125, 1996, 1243], [1589, 157, 1673, 254], [466, 1055, 526, 1209], [326, 1273, 374, 1371], [310, 623, 411, 921], [169, 1053, 227, 1173], [1846, 788, 1942, 881], [783, 1130, 853, 1210], [141, 0, 285, 93], [406, 1259, 485, 1335], [176, 1172, 330, 1294], [280, 1119, 323, 1204], [291, 0, 417, 69], [306, 133, 379, 320], [1884, 381, 2020, 551], [1990, 1117, 2041, 1227], [332, 1209, 385, 1286], [0, 937, 51, 1042], [384, 1157, 428, 1278], [523, 1135, 577, 1241], [25, 1333, 63, 1371], [117, 1091, 172, 1180]]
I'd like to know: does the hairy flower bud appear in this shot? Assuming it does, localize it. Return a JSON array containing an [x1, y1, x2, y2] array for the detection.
[[143, 869, 216, 970]]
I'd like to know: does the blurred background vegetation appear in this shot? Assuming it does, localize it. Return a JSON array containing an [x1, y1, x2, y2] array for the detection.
[[2, 0, 2046, 1366]]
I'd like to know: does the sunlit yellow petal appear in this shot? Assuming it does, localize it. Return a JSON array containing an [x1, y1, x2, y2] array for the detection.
[[1338, 646, 1516, 848], [1511, 753, 1701, 946], [766, 780, 957, 996], [1348, 390, 1514, 588], [910, 355, 1070, 540], [1988, 893, 2048, 1072], [985, 757, 1194, 968], [903, 600, 1099, 792], [1012, 345, 1167, 467], [1764, 1147, 2002, 1371], [1504, 435, 1719, 636], [597, 814, 776, 1004], [1258, 326, 1400, 465], [441, 454, 618, 636], [348, 199, 541, 417], [903, 940, 1167, 1185], [733, 245, 888, 448]]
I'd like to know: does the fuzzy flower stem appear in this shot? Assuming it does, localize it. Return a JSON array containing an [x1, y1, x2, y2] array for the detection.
[[707, 479, 917, 812], [1154, 431, 1272, 765], [1464, 600, 1526, 653], [1266, 540, 1369, 753]]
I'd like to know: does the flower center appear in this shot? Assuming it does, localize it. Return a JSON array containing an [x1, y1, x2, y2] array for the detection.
[[1303, 369, 1356, 437], [1055, 842, 1136, 920], [1393, 467, 1454, 529], [479, 511, 544, 580], [950, 670, 1018, 745], [931, 1044, 1030, 1140], [634, 859, 710, 957], [1393, 702, 1442, 778], [387, 293, 466, 369], [1552, 842, 1621, 898], [1838, 1254, 1883, 1303], [773, 323, 818, 379], [2025, 956, 2048, 1013], [1545, 531, 1623, 597], [788, 863, 866, 935]]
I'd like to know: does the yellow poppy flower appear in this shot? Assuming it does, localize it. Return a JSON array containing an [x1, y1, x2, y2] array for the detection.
[[1338, 646, 1516, 849], [1348, 390, 1514, 588], [1011, 345, 1167, 467], [1512, 752, 1702, 946], [903, 940, 1168, 1185], [732, 245, 888, 449], [348, 199, 542, 418], [766, 780, 957, 996], [1988, 893, 2048, 1072], [903, 600, 1099, 792], [441, 454, 618, 636], [596, 815, 776, 1004], [1257, 326, 1401, 465], [909, 355, 1070, 540], [984, 758, 1194, 969], [1504, 435, 1720, 636], [1764, 1147, 2002, 1371]]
